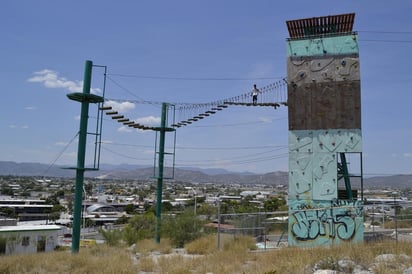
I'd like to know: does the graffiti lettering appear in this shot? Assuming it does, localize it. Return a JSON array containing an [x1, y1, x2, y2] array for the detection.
[[331, 199, 363, 217], [291, 202, 362, 241]]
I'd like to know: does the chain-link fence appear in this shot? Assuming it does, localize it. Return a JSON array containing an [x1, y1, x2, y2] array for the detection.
[[215, 204, 412, 250], [216, 211, 288, 250]]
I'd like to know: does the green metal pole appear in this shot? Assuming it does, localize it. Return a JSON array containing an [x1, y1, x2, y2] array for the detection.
[[72, 60, 93, 253], [155, 103, 167, 243]]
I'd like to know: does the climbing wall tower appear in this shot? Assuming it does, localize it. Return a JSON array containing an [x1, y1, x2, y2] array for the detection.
[[286, 13, 363, 247]]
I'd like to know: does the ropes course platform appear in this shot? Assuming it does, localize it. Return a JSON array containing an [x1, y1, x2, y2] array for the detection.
[[223, 101, 287, 108]]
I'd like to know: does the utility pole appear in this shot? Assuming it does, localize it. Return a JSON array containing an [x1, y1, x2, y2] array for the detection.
[[154, 103, 174, 243], [67, 60, 103, 253]]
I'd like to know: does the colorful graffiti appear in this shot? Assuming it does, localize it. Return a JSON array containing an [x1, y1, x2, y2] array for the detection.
[[289, 200, 363, 244]]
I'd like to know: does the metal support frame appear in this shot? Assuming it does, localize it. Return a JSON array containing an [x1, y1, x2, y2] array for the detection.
[[154, 103, 175, 243], [67, 60, 104, 253], [338, 153, 353, 200]]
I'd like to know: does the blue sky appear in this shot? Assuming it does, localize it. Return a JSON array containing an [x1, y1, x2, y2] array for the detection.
[[1, 1, 411, 175]]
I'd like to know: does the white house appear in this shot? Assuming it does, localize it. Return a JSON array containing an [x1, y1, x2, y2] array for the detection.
[[0, 225, 61, 255]]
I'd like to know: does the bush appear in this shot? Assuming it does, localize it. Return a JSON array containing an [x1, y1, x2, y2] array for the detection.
[[185, 234, 217, 254], [162, 209, 203, 247], [222, 235, 256, 252], [99, 228, 122, 246], [123, 213, 156, 245]]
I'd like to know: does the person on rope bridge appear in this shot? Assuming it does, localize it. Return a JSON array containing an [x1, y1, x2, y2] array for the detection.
[[252, 84, 260, 105]]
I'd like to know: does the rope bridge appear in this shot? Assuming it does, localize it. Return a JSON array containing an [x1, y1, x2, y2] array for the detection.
[[100, 78, 288, 130], [172, 79, 288, 128]]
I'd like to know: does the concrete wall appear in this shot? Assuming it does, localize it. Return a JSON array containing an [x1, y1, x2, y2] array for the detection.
[[0, 226, 60, 255]]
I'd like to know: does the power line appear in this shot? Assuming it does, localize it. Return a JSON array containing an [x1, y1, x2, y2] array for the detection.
[[43, 132, 79, 176], [175, 152, 288, 167], [360, 39, 412, 43], [106, 76, 162, 108], [101, 146, 153, 162], [101, 140, 288, 166], [358, 30, 412, 43], [358, 30, 412, 35], [189, 148, 287, 162], [101, 142, 153, 148], [177, 145, 287, 151], [187, 117, 288, 128], [107, 73, 285, 81], [363, 173, 412, 176], [229, 153, 289, 165], [103, 141, 287, 151]]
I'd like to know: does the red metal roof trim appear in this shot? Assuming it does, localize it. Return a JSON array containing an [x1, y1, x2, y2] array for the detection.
[[286, 13, 355, 39]]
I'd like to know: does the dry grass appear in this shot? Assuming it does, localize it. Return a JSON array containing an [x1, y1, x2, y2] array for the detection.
[[0, 245, 137, 274], [1, 237, 412, 273], [133, 238, 173, 255]]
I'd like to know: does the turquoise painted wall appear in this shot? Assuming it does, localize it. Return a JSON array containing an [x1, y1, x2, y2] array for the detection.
[[287, 32, 363, 247], [287, 34, 359, 57], [288, 129, 362, 201], [288, 130, 364, 247]]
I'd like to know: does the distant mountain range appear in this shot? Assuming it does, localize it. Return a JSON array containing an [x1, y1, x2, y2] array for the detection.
[[0, 161, 411, 189], [0, 161, 288, 185]]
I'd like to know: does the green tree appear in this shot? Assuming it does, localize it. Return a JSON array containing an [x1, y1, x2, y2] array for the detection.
[[1, 187, 13, 196], [51, 204, 66, 213], [162, 209, 203, 247], [99, 228, 123, 246], [20, 191, 30, 197], [263, 197, 286, 212], [197, 203, 216, 220], [48, 211, 60, 222], [48, 204, 67, 222], [45, 194, 59, 205], [237, 196, 258, 213], [124, 204, 135, 214], [115, 215, 129, 225], [55, 189, 65, 198], [0, 207, 16, 218], [162, 201, 173, 212], [122, 213, 156, 246]]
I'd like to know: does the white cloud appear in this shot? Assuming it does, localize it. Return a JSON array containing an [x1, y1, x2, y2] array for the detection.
[[28, 69, 101, 94], [115, 116, 160, 133], [117, 126, 133, 133], [403, 153, 412, 158], [25, 106, 37, 110], [105, 100, 135, 113], [135, 115, 161, 126], [8, 125, 28, 129], [143, 149, 155, 155], [54, 141, 69, 146], [258, 116, 272, 123], [64, 152, 77, 158]]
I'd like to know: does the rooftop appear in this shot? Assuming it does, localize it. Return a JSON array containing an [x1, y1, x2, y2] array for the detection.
[[286, 13, 355, 39], [0, 224, 61, 232]]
